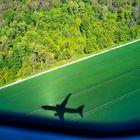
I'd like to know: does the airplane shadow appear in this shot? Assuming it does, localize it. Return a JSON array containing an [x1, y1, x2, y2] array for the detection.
[[41, 93, 85, 121]]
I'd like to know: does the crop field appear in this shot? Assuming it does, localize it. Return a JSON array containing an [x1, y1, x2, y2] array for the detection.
[[0, 40, 140, 123]]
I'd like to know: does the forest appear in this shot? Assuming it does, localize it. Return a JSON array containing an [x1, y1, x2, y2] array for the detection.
[[0, 0, 140, 86]]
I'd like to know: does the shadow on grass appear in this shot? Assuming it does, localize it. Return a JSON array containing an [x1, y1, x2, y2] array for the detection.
[[41, 93, 84, 121]]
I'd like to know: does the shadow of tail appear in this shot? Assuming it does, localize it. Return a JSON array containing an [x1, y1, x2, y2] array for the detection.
[[77, 104, 85, 118]]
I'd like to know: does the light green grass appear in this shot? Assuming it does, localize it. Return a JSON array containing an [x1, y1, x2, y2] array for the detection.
[[0, 41, 140, 123]]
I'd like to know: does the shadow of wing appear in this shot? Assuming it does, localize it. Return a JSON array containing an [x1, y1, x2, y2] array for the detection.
[[60, 93, 72, 107]]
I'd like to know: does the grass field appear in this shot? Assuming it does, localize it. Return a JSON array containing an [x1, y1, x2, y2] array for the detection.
[[0, 40, 140, 123]]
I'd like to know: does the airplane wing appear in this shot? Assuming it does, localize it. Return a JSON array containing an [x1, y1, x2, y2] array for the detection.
[[60, 93, 72, 107]]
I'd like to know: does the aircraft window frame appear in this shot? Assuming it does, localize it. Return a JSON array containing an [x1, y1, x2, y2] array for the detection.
[[0, 111, 140, 138]]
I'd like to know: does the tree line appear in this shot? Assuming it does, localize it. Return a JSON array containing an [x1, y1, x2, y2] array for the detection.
[[0, 0, 140, 86]]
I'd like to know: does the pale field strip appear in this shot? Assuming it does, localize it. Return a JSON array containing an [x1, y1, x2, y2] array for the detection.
[[0, 39, 140, 90], [8, 66, 140, 105], [72, 66, 140, 98], [27, 87, 140, 119], [27, 72, 140, 117], [72, 87, 140, 121]]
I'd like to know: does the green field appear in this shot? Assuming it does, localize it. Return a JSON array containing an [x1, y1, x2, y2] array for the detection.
[[0, 41, 140, 123]]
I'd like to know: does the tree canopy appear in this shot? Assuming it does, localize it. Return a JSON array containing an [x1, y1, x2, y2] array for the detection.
[[0, 0, 140, 86]]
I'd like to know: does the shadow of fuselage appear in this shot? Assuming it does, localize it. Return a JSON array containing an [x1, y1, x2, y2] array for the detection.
[[41, 94, 84, 121]]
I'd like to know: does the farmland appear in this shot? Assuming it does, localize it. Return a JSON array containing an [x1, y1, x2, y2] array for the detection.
[[0, 40, 140, 123]]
